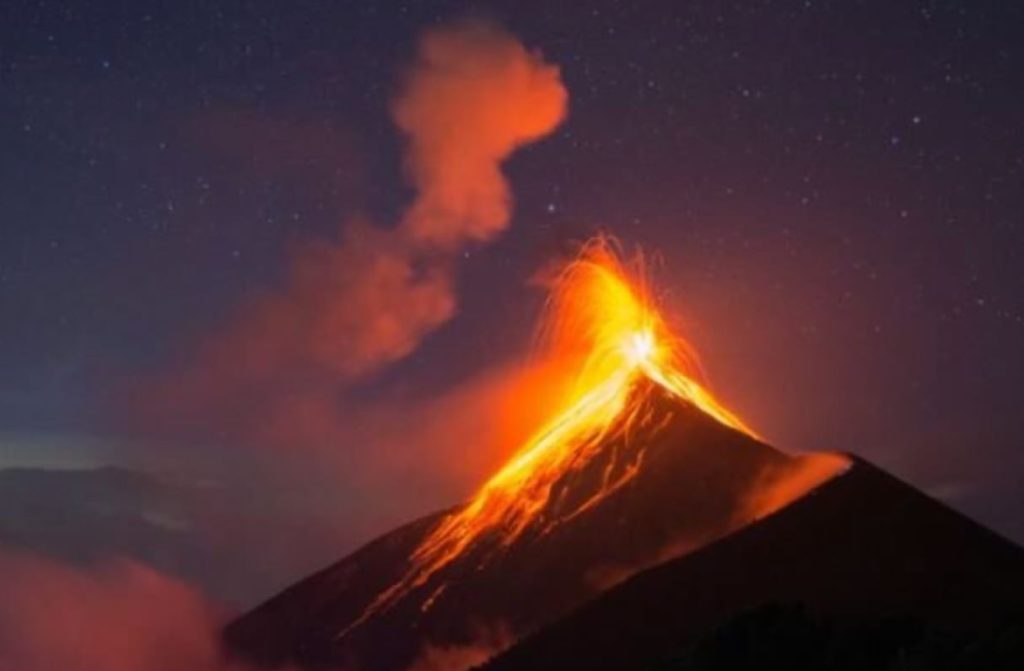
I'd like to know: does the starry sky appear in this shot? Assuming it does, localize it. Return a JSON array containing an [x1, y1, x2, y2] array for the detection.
[[2, 0, 1023, 561]]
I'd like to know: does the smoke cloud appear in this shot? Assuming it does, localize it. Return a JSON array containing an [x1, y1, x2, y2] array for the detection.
[[744, 452, 852, 519], [395, 21, 568, 247], [134, 21, 567, 452], [0, 550, 266, 671]]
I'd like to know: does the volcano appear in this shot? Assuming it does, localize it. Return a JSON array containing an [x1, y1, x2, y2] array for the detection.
[[224, 240, 1024, 670], [225, 384, 841, 671]]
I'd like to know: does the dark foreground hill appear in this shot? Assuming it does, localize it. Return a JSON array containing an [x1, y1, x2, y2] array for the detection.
[[225, 382, 839, 671], [484, 456, 1024, 670]]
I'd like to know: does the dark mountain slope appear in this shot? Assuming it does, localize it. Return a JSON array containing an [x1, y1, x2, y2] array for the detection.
[[485, 457, 1024, 670]]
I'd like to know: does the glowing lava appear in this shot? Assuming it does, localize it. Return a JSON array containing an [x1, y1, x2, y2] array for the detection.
[[340, 236, 752, 636]]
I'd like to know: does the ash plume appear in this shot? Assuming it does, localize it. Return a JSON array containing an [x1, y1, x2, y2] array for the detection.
[[394, 21, 568, 247], [134, 21, 567, 452]]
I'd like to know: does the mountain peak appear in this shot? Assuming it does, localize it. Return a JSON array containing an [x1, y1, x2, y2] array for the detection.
[[225, 386, 840, 671], [226, 240, 851, 669]]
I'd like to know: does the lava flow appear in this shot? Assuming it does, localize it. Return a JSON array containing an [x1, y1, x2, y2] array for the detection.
[[411, 238, 757, 557], [413, 238, 752, 561], [339, 238, 749, 639], [340, 236, 752, 636]]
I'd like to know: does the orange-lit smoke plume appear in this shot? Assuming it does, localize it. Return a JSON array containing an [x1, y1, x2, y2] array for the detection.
[[395, 21, 568, 247], [137, 21, 567, 450]]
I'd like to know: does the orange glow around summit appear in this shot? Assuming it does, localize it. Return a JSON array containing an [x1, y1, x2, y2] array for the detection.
[[412, 237, 753, 565], [340, 236, 755, 634]]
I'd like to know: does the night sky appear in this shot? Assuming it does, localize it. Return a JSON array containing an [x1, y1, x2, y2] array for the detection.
[[2, 0, 1023, 578]]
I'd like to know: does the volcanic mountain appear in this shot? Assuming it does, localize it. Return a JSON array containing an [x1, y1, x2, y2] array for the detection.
[[224, 240, 1024, 669], [224, 241, 847, 670], [225, 383, 843, 671]]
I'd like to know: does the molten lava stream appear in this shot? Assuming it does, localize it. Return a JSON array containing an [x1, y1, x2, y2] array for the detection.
[[338, 236, 753, 638]]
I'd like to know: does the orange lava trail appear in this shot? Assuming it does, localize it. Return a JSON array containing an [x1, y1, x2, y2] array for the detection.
[[337, 236, 753, 639]]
